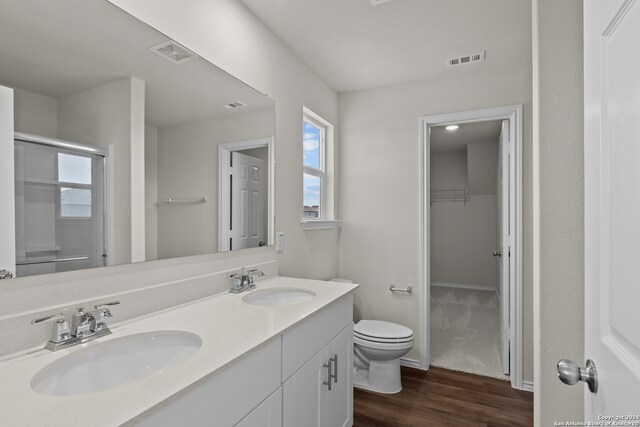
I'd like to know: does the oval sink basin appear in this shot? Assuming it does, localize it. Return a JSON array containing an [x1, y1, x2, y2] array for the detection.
[[242, 287, 316, 306], [31, 330, 201, 396]]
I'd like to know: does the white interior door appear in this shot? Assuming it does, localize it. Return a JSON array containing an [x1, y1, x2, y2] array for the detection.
[[230, 151, 264, 250], [498, 119, 510, 375], [0, 85, 15, 278], [584, 0, 640, 416]]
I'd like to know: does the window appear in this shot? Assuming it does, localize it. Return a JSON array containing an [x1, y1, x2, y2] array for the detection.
[[303, 116, 324, 219], [302, 107, 338, 229], [58, 152, 93, 218]]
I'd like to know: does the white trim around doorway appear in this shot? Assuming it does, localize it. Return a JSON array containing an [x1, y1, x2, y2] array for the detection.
[[218, 137, 275, 252], [419, 104, 524, 390]]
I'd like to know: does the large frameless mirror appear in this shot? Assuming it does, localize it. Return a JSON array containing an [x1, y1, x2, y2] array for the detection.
[[0, 0, 275, 278]]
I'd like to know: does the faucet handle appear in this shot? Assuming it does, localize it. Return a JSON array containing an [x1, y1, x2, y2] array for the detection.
[[94, 301, 120, 311], [31, 313, 66, 325], [247, 268, 264, 277], [91, 301, 119, 329], [246, 268, 264, 285], [32, 313, 70, 343]]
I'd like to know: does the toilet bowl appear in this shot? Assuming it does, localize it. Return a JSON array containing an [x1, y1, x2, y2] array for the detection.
[[352, 319, 414, 394]]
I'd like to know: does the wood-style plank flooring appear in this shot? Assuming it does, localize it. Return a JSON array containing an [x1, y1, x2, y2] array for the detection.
[[354, 366, 533, 426]]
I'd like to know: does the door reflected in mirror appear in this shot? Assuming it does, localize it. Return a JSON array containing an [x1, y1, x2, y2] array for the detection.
[[0, 0, 275, 277]]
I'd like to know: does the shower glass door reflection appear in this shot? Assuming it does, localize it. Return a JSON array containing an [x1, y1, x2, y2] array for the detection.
[[14, 139, 105, 277]]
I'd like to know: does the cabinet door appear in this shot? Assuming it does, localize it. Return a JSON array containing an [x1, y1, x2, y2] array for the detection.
[[235, 388, 282, 427], [283, 352, 324, 427], [322, 324, 353, 427]]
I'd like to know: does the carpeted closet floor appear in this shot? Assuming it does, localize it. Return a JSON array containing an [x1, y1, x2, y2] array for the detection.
[[430, 286, 509, 381]]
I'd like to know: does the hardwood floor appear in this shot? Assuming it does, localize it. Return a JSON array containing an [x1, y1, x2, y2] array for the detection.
[[353, 366, 533, 426]]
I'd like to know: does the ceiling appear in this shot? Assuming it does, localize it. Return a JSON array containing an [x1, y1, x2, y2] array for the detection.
[[0, 0, 273, 128], [239, 0, 531, 93], [430, 120, 502, 153]]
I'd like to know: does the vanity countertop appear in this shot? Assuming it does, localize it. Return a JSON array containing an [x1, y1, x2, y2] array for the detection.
[[0, 276, 358, 427]]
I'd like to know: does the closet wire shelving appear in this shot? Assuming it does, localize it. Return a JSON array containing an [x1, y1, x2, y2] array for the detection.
[[430, 188, 470, 206]]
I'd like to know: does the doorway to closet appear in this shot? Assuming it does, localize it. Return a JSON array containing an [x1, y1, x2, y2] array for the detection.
[[420, 105, 524, 389]]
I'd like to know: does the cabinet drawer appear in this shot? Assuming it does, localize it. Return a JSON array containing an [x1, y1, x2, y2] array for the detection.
[[282, 293, 352, 381], [134, 338, 281, 427]]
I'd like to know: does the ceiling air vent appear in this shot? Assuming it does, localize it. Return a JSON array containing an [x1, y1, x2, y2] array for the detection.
[[446, 51, 486, 68], [150, 40, 199, 65], [224, 101, 247, 109]]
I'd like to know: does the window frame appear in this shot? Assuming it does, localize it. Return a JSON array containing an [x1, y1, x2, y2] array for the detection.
[[301, 107, 339, 229], [55, 150, 94, 220]]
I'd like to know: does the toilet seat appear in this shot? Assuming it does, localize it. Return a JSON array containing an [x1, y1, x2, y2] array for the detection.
[[354, 331, 413, 343], [354, 335, 413, 350], [354, 320, 413, 340]]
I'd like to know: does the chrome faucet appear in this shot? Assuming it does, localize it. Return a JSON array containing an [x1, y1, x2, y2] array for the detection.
[[32, 301, 120, 351], [229, 267, 264, 293]]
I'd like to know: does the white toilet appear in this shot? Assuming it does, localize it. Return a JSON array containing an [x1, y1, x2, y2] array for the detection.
[[353, 319, 414, 393], [329, 278, 414, 394]]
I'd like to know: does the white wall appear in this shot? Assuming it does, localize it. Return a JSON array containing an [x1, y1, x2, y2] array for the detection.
[[155, 108, 273, 259], [0, 86, 15, 274], [468, 141, 498, 195], [145, 125, 158, 261], [108, 0, 340, 279], [431, 150, 467, 189], [129, 78, 146, 263], [12, 88, 58, 138], [430, 149, 498, 289], [533, 0, 584, 422], [57, 77, 145, 266], [338, 62, 533, 379]]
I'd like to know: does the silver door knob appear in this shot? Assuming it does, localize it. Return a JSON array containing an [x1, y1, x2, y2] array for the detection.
[[492, 251, 502, 257], [557, 359, 598, 393]]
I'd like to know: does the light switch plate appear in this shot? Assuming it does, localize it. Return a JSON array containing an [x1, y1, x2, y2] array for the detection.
[[276, 232, 284, 252]]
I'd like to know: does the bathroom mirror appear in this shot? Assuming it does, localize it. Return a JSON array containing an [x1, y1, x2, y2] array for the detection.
[[0, 0, 275, 277]]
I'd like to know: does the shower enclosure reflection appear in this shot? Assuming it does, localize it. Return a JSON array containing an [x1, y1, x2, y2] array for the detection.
[[14, 135, 107, 276]]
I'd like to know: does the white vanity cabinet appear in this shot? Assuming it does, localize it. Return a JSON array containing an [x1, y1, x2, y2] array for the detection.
[[134, 293, 354, 427]]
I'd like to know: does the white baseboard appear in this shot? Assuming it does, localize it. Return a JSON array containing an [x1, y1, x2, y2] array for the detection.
[[431, 282, 496, 292], [400, 357, 424, 370], [519, 381, 534, 392]]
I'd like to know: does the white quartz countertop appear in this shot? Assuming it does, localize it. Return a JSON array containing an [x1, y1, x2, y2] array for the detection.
[[0, 276, 358, 427]]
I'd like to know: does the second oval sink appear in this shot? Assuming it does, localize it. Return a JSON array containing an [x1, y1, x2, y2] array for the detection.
[[31, 330, 201, 396], [242, 287, 316, 306]]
